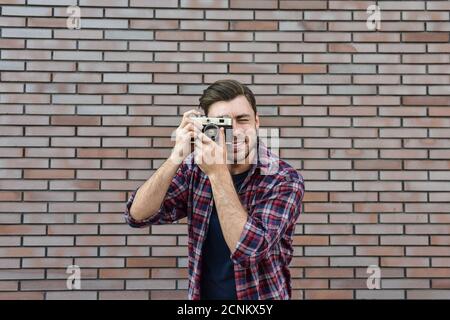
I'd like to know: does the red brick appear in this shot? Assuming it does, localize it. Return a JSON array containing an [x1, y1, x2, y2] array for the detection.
[[0, 247, 45, 258], [150, 290, 188, 300], [152, 268, 188, 279], [126, 258, 176, 268], [306, 289, 353, 299], [24, 169, 74, 179], [408, 268, 450, 278], [382, 257, 429, 267], [0, 292, 44, 300], [280, 64, 327, 74], [0, 225, 45, 235], [100, 291, 148, 300], [51, 116, 100, 126]]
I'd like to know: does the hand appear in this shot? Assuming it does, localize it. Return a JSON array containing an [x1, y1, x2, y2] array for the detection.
[[169, 109, 203, 164], [194, 127, 228, 177]]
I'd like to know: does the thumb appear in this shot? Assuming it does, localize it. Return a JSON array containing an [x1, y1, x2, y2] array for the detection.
[[219, 127, 225, 147], [219, 127, 227, 163]]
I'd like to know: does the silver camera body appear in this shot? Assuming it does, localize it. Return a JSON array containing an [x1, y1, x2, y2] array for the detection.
[[192, 116, 233, 143]]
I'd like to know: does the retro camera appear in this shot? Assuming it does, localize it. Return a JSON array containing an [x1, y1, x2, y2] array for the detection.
[[191, 116, 233, 144]]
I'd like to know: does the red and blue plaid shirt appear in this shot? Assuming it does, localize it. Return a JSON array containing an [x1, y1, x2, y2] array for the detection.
[[125, 141, 305, 300]]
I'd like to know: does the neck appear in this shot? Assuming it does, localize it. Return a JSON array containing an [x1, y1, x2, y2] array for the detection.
[[227, 147, 257, 175], [227, 163, 252, 175]]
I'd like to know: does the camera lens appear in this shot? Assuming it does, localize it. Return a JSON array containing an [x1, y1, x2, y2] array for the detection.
[[203, 123, 219, 141]]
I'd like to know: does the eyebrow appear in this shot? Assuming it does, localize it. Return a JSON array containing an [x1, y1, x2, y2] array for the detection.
[[216, 113, 251, 119]]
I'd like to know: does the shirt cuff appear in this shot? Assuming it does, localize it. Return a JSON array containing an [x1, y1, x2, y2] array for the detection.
[[230, 215, 266, 268], [124, 190, 161, 228]]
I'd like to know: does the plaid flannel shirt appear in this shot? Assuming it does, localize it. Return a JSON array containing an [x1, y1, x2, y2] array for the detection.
[[124, 141, 305, 300]]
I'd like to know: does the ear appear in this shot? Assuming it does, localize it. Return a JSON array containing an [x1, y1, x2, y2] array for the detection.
[[255, 113, 260, 129]]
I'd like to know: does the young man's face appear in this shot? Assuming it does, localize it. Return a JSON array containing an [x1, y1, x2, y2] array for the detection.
[[207, 95, 259, 164]]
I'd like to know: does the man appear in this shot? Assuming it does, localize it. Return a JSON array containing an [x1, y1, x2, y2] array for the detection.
[[125, 79, 305, 300]]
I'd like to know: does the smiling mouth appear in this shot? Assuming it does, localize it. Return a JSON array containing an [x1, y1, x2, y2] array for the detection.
[[233, 142, 250, 157], [232, 140, 246, 149]]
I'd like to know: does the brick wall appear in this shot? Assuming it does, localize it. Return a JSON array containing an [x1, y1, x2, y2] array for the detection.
[[0, 0, 449, 300]]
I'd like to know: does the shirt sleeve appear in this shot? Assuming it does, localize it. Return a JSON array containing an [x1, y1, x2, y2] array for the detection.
[[230, 179, 305, 268], [124, 157, 192, 228]]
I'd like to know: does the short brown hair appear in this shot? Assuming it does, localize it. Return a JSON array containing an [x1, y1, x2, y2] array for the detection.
[[199, 79, 257, 116]]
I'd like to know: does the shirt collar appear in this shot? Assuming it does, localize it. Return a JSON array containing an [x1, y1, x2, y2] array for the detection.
[[250, 138, 280, 176]]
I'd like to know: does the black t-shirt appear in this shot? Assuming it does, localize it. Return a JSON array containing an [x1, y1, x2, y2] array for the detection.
[[200, 169, 250, 300]]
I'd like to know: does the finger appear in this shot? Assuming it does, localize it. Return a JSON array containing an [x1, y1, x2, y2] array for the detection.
[[180, 117, 192, 129], [180, 109, 201, 128], [219, 128, 227, 162], [187, 123, 195, 131], [194, 137, 203, 150], [197, 131, 213, 144], [191, 117, 203, 130], [193, 130, 209, 146], [194, 153, 202, 164], [193, 139, 204, 162], [180, 119, 198, 130], [181, 118, 203, 131], [180, 122, 194, 133], [183, 109, 202, 121], [184, 108, 202, 116], [190, 123, 201, 133], [181, 130, 200, 148], [187, 130, 195, 140]]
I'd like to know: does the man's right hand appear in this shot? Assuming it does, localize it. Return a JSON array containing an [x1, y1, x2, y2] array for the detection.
[[169, 109, 203, 164]]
